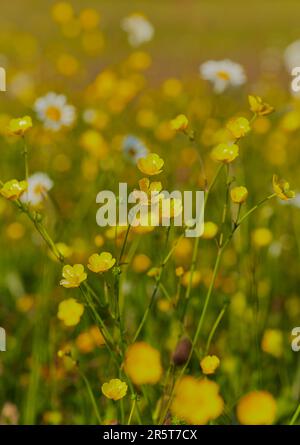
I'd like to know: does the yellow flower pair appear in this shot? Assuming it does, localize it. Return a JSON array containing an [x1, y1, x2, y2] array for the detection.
[[59, 252, 116, 288]]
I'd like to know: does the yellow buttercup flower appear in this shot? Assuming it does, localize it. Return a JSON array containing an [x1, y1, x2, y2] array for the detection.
[[248, 95, 274, 116], [170, 114, 189, 132], [124, 342, 163, 385], [60, 264, 87, 288], [8, 116, 32, 136], [202, 221, 218, 239], [171, 376, 224, 425], [57, 298, 84, 327], [226, 117, 250, 139], [230, 186, 248, 204], [237, 391, 276, 425], [137, 153, 164, 176], [0, 179, 27, 200], [211, 143, 239, 163], [261, 329, 283, 358], [200, 355, 220, 375], [101, 379, 128, 401], [272, 175, 295, 200], [87, 252, 116, 273]]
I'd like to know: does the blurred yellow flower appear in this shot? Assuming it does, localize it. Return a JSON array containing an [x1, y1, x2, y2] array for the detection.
[[272, 174, 295, 200], [162, 78, 182, 97], [127, 51, 152, 71], [87, 252, 116, 273], [49, 242, 72, 262], [136, 108, 156, 128], [43, 411, 62, 425], [60, 264, 87, 288], [252, 228, 273, 248], [174, 237, 192, 262], [237, 391, 276, 424], [202, 221, 218, 239], [171, 376, 224, 425], [89, 325, 106, 346], [175, 266, 184, 277], [16, 295, 34, 313], [230, 186, 248, 204], [101, 379, 128, 401], [157, 299, 172, 312], [226, 117, 250, 139], [182, 270, 201, 288], [56, 53, 79, 77], [132, 254, 151, 273], [200, 355, 220, 375], [79, 8, 100, 30], [147, 267, 161, 278], [76, 326, 105, 353], [80, 130, 108, 159], [170, 114, 189, 132], [6, 222, 25, 240], [57, 298, 84, 327], [248, 95, 274, 116], [211, 143, 239, 163], [55, 243, 72, 259], [137, 153, 164, 176], [0, 179, 27, 200], [94, 234, 105, 248], [52, 2, 74, 24], [261, 329, 283, 358], [8, 116, 32, 136], [124, 342, 162, 385]]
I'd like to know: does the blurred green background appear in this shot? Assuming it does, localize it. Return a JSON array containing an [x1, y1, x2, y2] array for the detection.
[[0, 0, 299, 82]]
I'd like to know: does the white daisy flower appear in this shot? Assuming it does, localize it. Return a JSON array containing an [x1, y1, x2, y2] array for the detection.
[[199, 59, 246, 93], [34, 92, 76, 131], [121, 13, 154, 47], [122, 135, 148, 164], [21, 172, 53, 206]]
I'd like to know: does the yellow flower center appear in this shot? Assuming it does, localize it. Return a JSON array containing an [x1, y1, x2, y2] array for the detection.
[[34, 184, 46, 195], [217, 70, 230, 80], [46, 106, 61, 122]]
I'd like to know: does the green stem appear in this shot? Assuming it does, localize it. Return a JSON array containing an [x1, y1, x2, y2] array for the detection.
[[290, 401, 300, 425], [79, 369, 102, 424], [205, 303, 228, 355], [127, 397, 137, 425], [22, 135, 29, 183], [181, 163, 224, 321], [237, 194, 276, 226], [132, 227, 172, 342]]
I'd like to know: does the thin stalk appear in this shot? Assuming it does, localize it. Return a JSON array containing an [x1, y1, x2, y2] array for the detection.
[[205, 303, 228, 355], [127, 397, 137, 425], [290, 401, 300, 425], [132, 227, 172, 342], [79, 369, 102, 424]]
